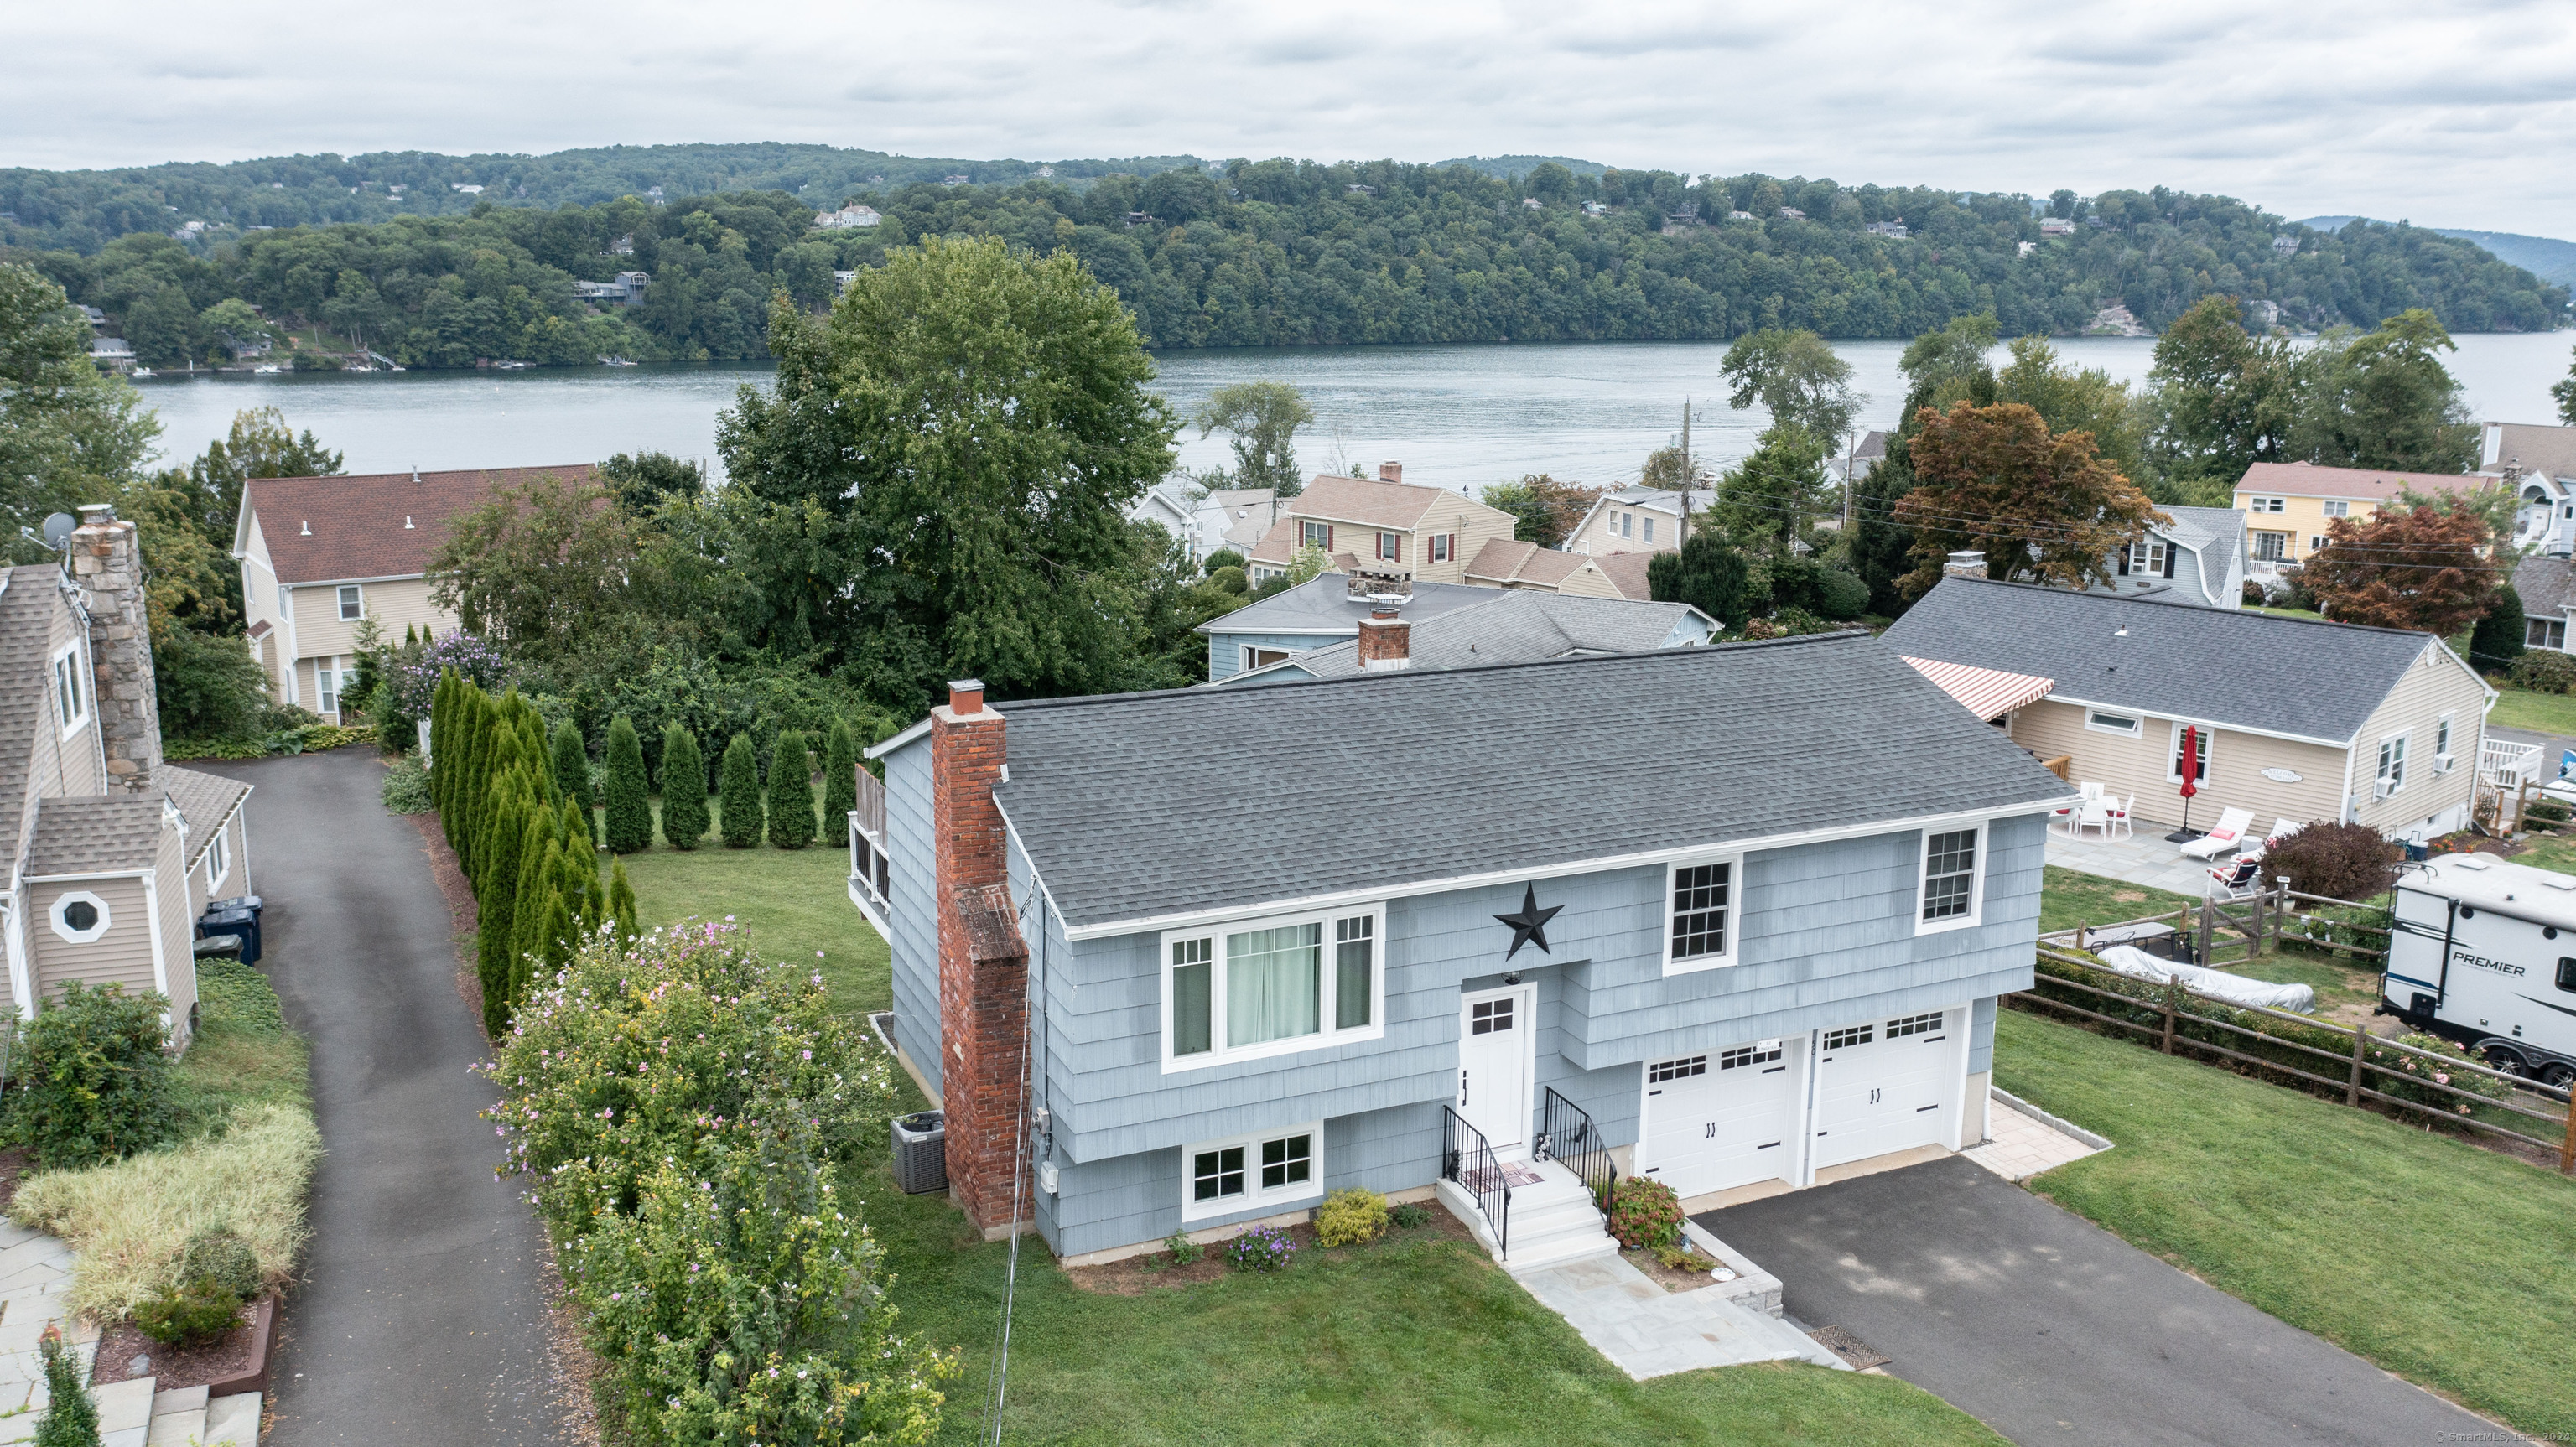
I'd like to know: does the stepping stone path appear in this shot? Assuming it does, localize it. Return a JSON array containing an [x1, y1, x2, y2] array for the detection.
[[0, 1218, 259, 1445]]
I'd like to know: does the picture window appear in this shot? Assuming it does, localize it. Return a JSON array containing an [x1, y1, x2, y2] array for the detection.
[[1921, 828, 1978, 924], [1163, 908, 1384, 1070]]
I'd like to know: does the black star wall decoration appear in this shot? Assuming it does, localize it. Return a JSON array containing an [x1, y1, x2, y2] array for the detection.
[[1493, 884, 1564, 961]]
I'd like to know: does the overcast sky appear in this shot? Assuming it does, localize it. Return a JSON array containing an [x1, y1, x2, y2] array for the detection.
[[14, 0, 2575, 237]]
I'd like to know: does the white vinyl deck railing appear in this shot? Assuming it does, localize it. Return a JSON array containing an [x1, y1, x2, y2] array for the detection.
[[2481, 737, 2542, 786]]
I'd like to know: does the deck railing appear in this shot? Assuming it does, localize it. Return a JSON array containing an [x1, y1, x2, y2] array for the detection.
[[2480, 738, 2542, 786], [1441, 1107, 1511, 1258], [1536, 1087, 1617, 1222]]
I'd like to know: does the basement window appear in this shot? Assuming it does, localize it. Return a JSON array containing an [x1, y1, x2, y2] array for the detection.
[[1182, 1122, 1322, 1221]]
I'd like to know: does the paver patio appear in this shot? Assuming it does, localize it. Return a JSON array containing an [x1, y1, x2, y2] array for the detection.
[[2044, 822, 2220, 896]]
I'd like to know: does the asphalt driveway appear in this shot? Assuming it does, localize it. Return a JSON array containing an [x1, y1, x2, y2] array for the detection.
[[1701, 1155, 2503, 1447], [198, 752, 564, 1444]]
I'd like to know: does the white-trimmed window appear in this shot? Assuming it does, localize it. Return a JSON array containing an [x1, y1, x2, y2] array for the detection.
[[316, 660, 340, 715], [337, 583, 363, 620], [2084, 710, 2141, 737], [1301, 521, 1333, 551], [2309, 535, 2328, 552], [2253, 532, 2289, 561], [2127, 539, 2166, 573], [1665, 858, 1738, 973], [2435, 715, 2454, 770], [1161, 905, 1385, 1071], [2168, 723, 2211, 784], [1241, 646, 1292, 672], [1619, 513, 1633, 538], [2321, 500, 2350, 518], [49, 643, 87, 735], [1917, 825, 1983, 932], [1182, 1121, 1322, 1221], [1642, 516, 1655, 543], [49, 890, 110, 945], [1375, 532, 1403, 562], [205, 826, 231, 891], [2248, 495, 2286, 513], [2530, 618, 2567, 651], [2376, 732, 2409, 797], [277, 583, 290, 613]]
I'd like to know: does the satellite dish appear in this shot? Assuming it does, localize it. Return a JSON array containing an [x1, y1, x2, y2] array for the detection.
[[41, 513, 75, 550]]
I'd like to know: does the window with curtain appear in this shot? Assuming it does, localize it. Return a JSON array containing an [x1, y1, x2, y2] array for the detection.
[[1227, 923, 1321, 1047]]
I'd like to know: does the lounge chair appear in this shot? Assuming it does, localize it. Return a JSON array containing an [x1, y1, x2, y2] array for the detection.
[[2177, 806, 2256, 860], [2207, 853, 2264, 900], [2238, 818, 2301, 859]]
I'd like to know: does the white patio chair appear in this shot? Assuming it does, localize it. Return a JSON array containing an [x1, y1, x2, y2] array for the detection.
[[2103, 794, 2137, 839], [2177, 806, 2257, 860], [2079, 781, 2106, 801], [2071, 796, 2112, 839], [2238, 818, 2301, 859]]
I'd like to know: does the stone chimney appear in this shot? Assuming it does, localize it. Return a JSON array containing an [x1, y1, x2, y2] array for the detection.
[[1358, 606, 1411, 671], [1943, 549, 1989, 580], [70, 505, 161, 793], [1378, 461, 1404, 485], [929, 679, 1030, 1236]]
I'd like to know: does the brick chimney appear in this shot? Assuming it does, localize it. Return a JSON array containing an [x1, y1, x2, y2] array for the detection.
[[929, 679, 1031, 1235], [1358, 606, 1411, 671], [70, 505, 161, 793], [1377, 461, 1404, 485]]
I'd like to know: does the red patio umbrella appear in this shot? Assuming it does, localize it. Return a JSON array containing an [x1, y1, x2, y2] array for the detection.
[[2164, 724, 2202, 843]]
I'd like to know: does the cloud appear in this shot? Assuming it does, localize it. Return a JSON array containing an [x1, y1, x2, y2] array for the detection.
[[5, 0, 2573, 236]]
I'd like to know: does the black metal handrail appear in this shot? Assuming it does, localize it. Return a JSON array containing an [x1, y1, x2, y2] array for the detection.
[[1440, 1106, 1511, 1258], [1535, 1086, 1617, 1221]]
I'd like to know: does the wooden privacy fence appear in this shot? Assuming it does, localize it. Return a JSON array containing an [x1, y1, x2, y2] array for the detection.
[[2015, 947, 2576, 1175]]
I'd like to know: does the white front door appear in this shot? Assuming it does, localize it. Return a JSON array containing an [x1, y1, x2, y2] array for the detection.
[[1638, 1036, 1804, 1198], [1812, 1007, 1961, 1171], [1457, 986, 1533, 1158]]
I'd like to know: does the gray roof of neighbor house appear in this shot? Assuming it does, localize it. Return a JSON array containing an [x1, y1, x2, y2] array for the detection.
[[1196, 576, 1498, 636], [1882, 576, 2449, 744], [985, 632, 2072, 930], [2512, 553, 2574, 617], [2158, 505, 2246, 553], [160, 765, 252, 868], [25, 796, 165, 878], [0, 567, 71, 874], [2483, 422, 2576, 480], [1221, 590, 1710, 685]]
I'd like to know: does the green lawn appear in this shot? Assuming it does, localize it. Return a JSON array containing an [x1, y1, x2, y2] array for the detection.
[[1996, 1008, 2576, 1439], [2486, 685, 2576, 739], [610, 830, 2003, 1444], [2244, 604, 2325, 622], [2038, 864, 2194, 936]]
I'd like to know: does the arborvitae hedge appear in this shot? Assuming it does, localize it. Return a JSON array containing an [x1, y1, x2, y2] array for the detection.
[[603, 714, 652, 854], [475, 781, 528, 1038], [765, 730, 813, 850], [659, 724, 709, 850], [608, 858, 637, 945], [719, 734, 762, 848], [552, 719, 599, 848], [821, 719, 858, 849]]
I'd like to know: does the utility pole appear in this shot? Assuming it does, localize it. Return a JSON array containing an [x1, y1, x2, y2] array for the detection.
[[1676, 399, 1692, 551]]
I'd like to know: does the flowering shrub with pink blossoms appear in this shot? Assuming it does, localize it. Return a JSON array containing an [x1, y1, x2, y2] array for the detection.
[[485, 919, 949, 1444]]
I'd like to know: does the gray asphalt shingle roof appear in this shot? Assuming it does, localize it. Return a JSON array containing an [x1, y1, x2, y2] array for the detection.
[[2513, 553, 2573, 618], [1224, 590, 1707, 683], [988, 632, 2072, 930], [26, 796, 166, 877], [1196, 576, 1501, 636], [1881, 577, 2438, 744], [0, 568, 55, 869], [161, 765, 251, 867], [2158, 506, 2246, 553]]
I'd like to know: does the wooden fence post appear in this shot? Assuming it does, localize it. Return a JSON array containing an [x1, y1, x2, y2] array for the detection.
[[2559, 1086, 2576, 1176], [2197, 897, 2215, 966], [2162, 981, 2179, 1055], [2347, 1023, 2367, 1107]]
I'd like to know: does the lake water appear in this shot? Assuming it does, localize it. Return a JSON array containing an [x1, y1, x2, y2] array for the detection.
[[133, 332, 2576, 490]]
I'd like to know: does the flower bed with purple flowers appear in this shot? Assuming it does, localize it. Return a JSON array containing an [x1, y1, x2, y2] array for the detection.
[[1226, 1225, 1297, 1273], [484, 918, 953, 1444]]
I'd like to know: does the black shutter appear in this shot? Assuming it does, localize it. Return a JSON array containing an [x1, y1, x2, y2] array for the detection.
[[2116, 548, 2129, 576], [2163, 543, 2178, 578]]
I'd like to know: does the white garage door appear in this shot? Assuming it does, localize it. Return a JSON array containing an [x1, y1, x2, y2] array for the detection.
[[1812, 1008, 1961, 1171], [1638, 1036, 1804, 1199]]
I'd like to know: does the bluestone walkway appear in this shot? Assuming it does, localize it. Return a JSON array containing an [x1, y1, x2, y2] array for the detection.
[[199, 754, 564, 1445]]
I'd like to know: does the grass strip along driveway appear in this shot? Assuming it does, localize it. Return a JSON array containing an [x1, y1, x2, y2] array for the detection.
[[1996, 1007, 2576, 1441]]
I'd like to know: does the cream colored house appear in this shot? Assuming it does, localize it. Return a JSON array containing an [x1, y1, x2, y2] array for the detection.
[[1884, 578, 2493, 842], [1562, 485, 1714, 558], [1460, 538, 1630, 598], [4, 506, 254, 1040], [232, 465, 596, 718], [1242, 467, 1519, 587], [2233, 461, 2495, 577]]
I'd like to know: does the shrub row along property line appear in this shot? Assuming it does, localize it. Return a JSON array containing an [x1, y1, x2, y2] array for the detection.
[[2017, 948, 2576, 1171], [483, 919, 953, 1444], [429, 673, 640, 1034]]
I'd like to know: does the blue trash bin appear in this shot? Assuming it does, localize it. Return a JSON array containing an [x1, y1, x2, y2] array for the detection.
[[198, 906, 259, 965]]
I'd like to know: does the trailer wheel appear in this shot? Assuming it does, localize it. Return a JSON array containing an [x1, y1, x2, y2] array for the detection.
[[2540, 1061, 2576, 1089], [2479, 1042, 2529, 1077]]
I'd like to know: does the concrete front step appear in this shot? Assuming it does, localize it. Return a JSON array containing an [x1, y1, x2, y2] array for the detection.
[[205, 1390, 262, 1444], [147, 1382, 207, 1445]]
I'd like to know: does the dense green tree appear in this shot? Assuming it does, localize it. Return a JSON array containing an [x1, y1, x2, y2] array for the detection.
[[658, 724, 709, 849], [1, 262, 159, 559], [597, 450, 705, 513], [511, 838, 565, 1006], [2291, 309, 2480, 475], [1709, 424, 1837, 549], [602, 714, 652, 853], [430, 470, 670, 671], [765, 730, 814, 850], [1648, 529, 1751, 630], [718, 733, 762, 848], [608, 858, 638, 945], [1481, 475, 1607, 548], [1994, 337, 2143, 490], [2470, 583, 2525, 670], [551, 719, 599, 847], [475, 781, 531, 1036], [1719, 329, 1863, 446], [820, 719, 858, 850], [1192, 381, 1314, 495], [2140, 296, 2302, 494], [2555, 345, 2576, 426]]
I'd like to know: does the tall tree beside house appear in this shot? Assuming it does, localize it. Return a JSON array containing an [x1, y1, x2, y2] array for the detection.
[[2470, 583, 2525, 670], [2139, 295, 2302, 494], [475, 781, 532, 1037], [2290, 309, 2480, 475], [820, 719, 859, 851], [766, 729, 815, 850], [2554, 343, 2576, 426], [1852, 313, 2002, 615], [1894, 401, 2165, 598], [430, 470, 673, 673], [718, 733, 763, 848], [1480, 474, 1606, 549], [1993, 336, 2146, 497], [1192, 381, 1314, 495], [659, 724, 709, 849], [1707, 423, 1836, 551], [1719, 328, 1864, 446], [1648, 528, 1752, 630], [2302, 505, 2501, 637], [0, 262, 160, 563], [551, 720, 600, 848], [603, 714, 653, 854]]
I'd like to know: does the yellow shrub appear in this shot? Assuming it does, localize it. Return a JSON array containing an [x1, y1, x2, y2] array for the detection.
[[1314, 1188, 1389, 1247]]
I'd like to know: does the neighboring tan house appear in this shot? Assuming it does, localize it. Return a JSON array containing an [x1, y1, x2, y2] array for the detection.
[[1196, 576, 1499, 682], [1563, 485, 1714, 558], [4, 506, 254, 1041], [2480, 421, 2576, 558], [1242, 468, 1519, 587], [1884, 577, 2494, 841], [1214, 589, 1715, 687], [1461, 538, 1631, 598], [2511, 553, 2576, 655], [232, 465, 597, 718], [2233, 461, 2496, 578], [860, 635, 2070, 1265], [2086, 506, 2247, 609]]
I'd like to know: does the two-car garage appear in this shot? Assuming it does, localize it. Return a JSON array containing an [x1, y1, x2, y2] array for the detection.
[[1636, 1004, 1967, 1198]]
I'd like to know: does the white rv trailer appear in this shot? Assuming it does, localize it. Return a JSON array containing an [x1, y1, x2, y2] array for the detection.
[[2381, 853, 2576, 1085]]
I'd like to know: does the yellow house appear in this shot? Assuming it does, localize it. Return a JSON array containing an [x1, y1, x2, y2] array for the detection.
[[2233, 461, 2495, 577]]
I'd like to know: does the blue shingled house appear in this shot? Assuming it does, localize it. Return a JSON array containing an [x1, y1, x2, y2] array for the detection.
[[857, 632, 2072, 1265]]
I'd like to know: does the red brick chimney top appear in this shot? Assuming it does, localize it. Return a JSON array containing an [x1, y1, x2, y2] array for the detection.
[[1357, 609, 1410, 671], [948, 678, 984, 714], [1378, 461, 1404, 484]]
